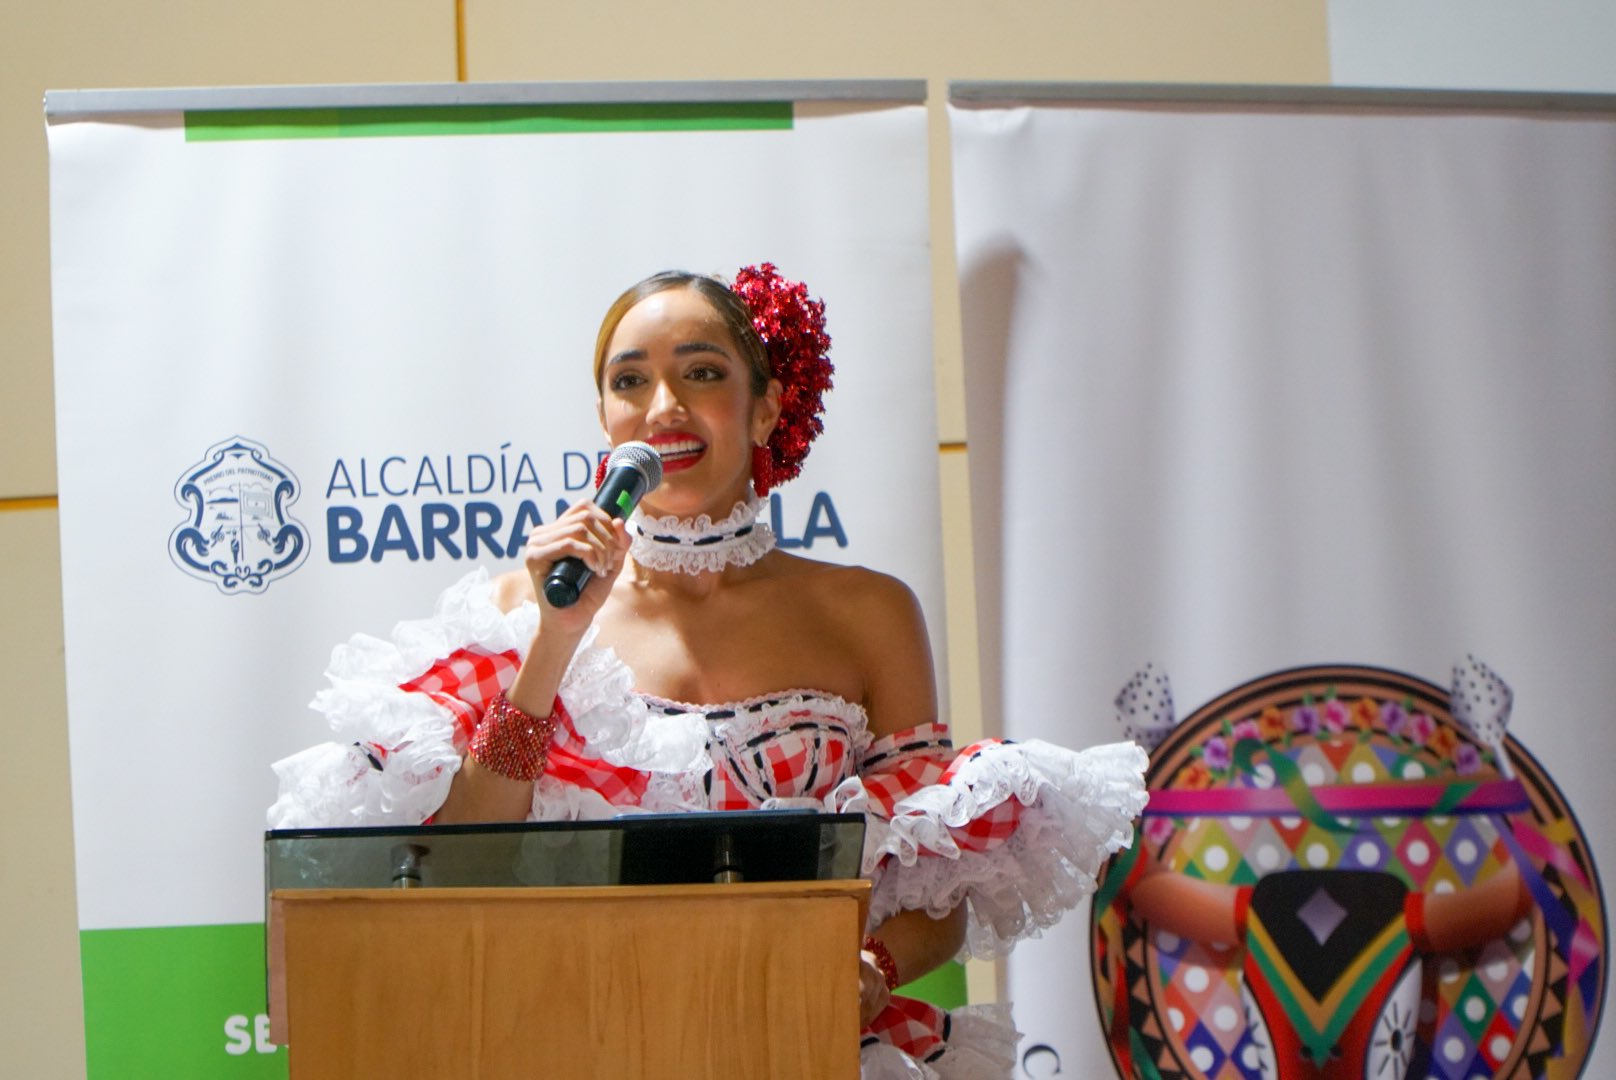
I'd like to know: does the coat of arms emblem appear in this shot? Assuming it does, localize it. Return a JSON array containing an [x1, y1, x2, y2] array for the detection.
[[170, 436, 307, 594]]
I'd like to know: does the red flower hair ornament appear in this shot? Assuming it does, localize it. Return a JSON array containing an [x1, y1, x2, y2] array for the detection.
[[731, 263, 833, 496]]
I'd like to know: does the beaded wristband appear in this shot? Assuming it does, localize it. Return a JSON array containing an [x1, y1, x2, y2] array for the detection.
[[862, 935, 900, 992], [468, 693, 558, 782]]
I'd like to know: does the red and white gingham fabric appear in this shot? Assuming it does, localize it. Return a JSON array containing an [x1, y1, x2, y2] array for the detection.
[[858, 726, 1028, 854], [543, 716, 653, 807], [396, 645, 522, 746], [857, 722, 953, 809], [937, 741, 1027, 853], [393, 644, 655, 806], [864, 993, 951, 1065], [707, 706, 860, 810]]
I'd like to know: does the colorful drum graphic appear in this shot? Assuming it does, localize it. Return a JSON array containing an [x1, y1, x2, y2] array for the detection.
[[1091, 663, 1605, 1080]]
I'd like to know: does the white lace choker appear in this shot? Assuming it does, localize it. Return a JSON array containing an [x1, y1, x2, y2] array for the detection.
[[629, 494, 776, 574]]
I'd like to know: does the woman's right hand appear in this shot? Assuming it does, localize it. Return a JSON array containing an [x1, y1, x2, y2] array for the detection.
[[440, 499, 628, 824], [857, 951, 893, 1028], [523, 498, 632, 635]]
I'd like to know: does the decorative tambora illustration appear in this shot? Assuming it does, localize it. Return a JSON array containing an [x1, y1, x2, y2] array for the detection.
[[1091, 660, 1605, 1080]]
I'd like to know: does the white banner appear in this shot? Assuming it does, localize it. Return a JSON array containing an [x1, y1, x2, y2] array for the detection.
[[951, 96, 1616, 1079], [49, 86, 937, 1076]]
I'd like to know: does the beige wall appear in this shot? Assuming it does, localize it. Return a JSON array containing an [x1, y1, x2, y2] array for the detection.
[[1, 2, 1328, 1073]]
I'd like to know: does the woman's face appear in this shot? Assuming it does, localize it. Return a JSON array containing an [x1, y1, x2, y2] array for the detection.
[[598, 286, 780, 519]]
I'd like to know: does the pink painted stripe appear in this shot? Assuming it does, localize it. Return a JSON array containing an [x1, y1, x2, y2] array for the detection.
[[1143, 780, 1529, 818]]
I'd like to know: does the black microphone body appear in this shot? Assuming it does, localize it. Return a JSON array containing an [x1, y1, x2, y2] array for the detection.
[[543, 442, 662, 608]]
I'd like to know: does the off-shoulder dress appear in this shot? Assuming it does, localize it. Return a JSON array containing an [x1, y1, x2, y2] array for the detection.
[[270, 571, 1148, 1079]]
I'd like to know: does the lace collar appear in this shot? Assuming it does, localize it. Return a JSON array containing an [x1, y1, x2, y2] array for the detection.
[[628, 492, 776, 574]]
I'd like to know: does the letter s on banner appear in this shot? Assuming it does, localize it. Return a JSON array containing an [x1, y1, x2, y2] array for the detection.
[[224, 1015, 250, 1055]]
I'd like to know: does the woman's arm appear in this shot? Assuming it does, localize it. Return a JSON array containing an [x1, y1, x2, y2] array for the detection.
[[845, 571, 969, 1019], [860, 905, 969, 1025], [435, 501, 630, 824]]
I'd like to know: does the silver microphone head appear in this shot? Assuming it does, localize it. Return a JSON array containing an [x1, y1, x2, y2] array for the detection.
[[606, 440, 663, 492]]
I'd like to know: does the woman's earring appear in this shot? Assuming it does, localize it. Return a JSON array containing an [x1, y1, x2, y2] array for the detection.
[[751, 443, 774, 497]]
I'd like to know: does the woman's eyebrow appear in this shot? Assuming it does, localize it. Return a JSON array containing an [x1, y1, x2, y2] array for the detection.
[[673, 341, 732, 358], [607, 340, 732, 366]]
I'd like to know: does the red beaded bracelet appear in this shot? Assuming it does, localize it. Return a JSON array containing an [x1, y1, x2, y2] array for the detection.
[[468, 693, 558, 782], [862, 935, 900, 992]]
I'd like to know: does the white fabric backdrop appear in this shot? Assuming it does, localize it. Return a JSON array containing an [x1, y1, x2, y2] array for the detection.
[[951, 98, 1616, 1077], [48, 91, 940, 934]]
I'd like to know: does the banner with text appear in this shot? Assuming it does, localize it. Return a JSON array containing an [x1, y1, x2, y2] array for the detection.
[[48, 87, 938, 1078]]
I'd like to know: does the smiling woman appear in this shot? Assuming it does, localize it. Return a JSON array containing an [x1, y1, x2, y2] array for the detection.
[[270, 264, 1148, 1079], [596, 282, 780, 519]]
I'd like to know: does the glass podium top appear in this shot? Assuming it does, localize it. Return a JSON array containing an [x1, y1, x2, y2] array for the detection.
[[265, 810, 866, 897]]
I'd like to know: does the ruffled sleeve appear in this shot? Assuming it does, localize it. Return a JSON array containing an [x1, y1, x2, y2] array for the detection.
[[268, 570, 529, 828], [267, 569, 708, 829], [838, 726, 1149, 958]]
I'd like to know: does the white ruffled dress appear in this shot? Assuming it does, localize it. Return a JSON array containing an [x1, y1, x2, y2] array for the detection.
[[269, 570, 1148, 1079]]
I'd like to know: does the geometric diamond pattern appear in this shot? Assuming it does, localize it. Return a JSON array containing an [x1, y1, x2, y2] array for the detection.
[[1344, 831, 1391, 872], [1297, 887, 1349, 945], [1181, 1020, 1227, 1078], [1186, 821, 1242, 885], [1477, 1009, 1519, 1071], [1339, 740, 1388, 784], [1394, 819, 1441, 888], [1445, 816, 1488, 887], [1429, 1009, 1477, 1080], [1149, 793, 1542, 1080], [1096, 670, 1605, 1080], [1454, 973, 1494, 1039], [1290, 742, 1338, 786]]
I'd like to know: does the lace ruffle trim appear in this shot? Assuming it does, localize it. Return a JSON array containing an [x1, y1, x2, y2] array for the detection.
[[267, 569, 707, 828], [849, 739, 1150, 958], [628, 493, 776, 574], [860, 1003, 1020, 1080], [557, 632, 708, 773]]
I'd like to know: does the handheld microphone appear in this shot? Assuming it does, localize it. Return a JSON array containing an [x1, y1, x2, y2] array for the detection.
[[543, 441, 663, 608]]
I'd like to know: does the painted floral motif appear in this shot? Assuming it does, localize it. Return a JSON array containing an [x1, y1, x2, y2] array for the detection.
[[1187, 689, 1498, 784], [1258, 706, 1288, 741]]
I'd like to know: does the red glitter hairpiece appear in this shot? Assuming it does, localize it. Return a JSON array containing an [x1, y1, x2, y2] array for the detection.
[[730, 263, 833, 496]]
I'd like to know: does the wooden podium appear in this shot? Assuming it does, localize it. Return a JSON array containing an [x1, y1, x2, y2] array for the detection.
[[269, 879, 869, 1079]]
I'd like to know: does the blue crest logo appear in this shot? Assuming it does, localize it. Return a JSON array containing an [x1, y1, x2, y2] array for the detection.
[[170, 437, 308, 594]]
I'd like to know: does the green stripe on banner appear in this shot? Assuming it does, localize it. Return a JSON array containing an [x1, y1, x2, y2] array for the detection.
[[184, 101, 794, 141], [898, 959, 969, 1010], [80, 923, 286, 1079]]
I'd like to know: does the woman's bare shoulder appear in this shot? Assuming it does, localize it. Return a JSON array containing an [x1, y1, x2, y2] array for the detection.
[[801, 562, 934, 738], [489, 568, 536, 614], [762, 552, 919, 617], [764, 555, 932, 715]]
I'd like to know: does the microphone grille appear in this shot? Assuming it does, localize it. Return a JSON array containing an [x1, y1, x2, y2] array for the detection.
[[607, 440, 663, 492]]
